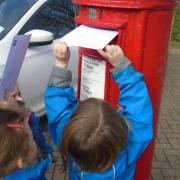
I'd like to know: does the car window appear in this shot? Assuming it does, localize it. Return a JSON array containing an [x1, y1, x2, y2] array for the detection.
[[19, 0, 76, 39], [0, 0, 38, 40]]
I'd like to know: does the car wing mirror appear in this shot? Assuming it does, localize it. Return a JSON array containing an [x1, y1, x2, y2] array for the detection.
[[25, 29, 54, 47]]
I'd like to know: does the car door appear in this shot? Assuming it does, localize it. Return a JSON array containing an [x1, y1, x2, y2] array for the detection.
[[0, 0, 78, 115]]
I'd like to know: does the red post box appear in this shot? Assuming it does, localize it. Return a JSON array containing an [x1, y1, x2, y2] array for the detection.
[[73, 0, 177, 179]]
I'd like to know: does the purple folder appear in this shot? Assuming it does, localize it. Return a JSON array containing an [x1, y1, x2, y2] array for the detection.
[[0, 34, 31, 100]]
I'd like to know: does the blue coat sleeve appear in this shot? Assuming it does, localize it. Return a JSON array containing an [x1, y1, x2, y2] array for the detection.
[[112, 65, 153, 165], [45, 87, 77, 147]]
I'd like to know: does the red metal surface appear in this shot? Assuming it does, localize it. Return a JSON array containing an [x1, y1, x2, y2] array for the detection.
[[73, 0, 176, 9], [75, 1, 177, 179], [78, 48, 119, 108]]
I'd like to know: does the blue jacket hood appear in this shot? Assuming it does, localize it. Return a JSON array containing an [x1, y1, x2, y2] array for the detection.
[[3, 159, 51, 180]]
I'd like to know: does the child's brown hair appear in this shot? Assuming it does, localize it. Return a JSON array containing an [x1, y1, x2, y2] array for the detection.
[[60, 98, 128, 172], [0, 99, 30, 177]]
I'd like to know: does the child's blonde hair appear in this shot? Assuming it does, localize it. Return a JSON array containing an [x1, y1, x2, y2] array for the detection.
[[60, 98, 128, 172], [0, 99, 30, 177]]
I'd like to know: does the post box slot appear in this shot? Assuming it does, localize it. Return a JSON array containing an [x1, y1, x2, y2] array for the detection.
[[75, 6, 128, 30]]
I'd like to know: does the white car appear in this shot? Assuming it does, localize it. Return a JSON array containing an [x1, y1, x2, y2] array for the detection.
[[0, 0, 78, 116]]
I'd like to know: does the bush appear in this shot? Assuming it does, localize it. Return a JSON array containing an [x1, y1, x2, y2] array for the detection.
[[171, 5, 180, 42]]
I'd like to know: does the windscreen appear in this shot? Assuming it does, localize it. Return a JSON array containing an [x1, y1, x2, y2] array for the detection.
[[0, 0, 38, 40]]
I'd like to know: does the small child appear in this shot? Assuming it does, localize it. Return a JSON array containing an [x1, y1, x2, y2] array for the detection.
[[45, 42, 153, 179], [0, 91, 52, 179], [10, 85, 54, 161]]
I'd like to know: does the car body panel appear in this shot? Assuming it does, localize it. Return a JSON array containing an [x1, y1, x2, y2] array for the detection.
[[0, 0, 78, 116]]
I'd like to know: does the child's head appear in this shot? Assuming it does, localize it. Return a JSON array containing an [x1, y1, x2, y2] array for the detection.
[[0, 98, 37, 177], [60, 98, 128, 172]]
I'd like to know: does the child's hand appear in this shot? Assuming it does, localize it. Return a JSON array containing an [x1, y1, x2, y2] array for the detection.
[[53, 42, 70, 68], [97, 45, 124, 68]]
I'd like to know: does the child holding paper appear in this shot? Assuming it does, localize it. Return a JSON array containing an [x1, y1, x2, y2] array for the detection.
[[45, 42, 153, 179], [0, 34, 54, 179]]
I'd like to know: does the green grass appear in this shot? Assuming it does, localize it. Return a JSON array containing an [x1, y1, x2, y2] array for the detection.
[[171, 5, 180, 43]]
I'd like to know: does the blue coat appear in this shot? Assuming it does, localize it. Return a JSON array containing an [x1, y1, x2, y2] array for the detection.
[[45, 65, 153, 180], [3, 159, 51, 180], [29, 111, 54, 160]]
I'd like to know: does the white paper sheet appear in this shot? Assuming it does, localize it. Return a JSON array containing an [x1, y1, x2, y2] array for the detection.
[[59, 25, 118, 50]]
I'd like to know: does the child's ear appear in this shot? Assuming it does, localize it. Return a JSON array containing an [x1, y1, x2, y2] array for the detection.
[[16, 158, 23, 168]]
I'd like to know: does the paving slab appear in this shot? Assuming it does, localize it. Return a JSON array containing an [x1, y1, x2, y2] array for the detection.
[[151, 48, 180, 180]]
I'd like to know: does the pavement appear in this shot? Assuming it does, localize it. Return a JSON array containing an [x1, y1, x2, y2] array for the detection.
[[44, 47, 180, 180], [151, 48, 180, 180]]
